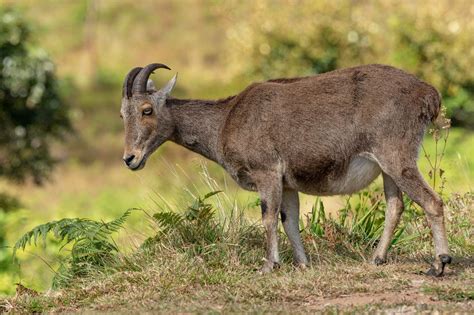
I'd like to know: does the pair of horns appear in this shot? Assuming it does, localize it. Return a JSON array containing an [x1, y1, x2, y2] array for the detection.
[[122, 63, 171, 98]]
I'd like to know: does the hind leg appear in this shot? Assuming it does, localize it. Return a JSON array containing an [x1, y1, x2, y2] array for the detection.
[[372, 172, 404, 265], [382, 163, 451, 276]]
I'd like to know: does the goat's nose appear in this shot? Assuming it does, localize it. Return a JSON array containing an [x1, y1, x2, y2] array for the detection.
[[123, 154, 135, 166]]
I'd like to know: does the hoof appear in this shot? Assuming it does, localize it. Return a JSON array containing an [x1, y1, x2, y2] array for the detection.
[[295, 262, 309, 270], [426, 266, 444, 277], [372, 256, 387, 266], [258, 261, 280, 274], [425, 254, 452, 277]]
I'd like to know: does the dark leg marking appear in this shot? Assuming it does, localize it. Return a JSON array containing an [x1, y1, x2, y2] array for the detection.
[[280, 211, 287, 223], [373, 257, 387, 266], [261, 200, 267, 216]]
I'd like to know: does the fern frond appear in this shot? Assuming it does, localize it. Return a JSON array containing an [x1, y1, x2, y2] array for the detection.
[[13, 209, 132, 268], [153, 211, 184, 231], [13, 219, 78, 258]]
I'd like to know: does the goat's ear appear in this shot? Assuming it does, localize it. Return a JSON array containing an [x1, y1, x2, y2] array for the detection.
[[146, 79, 157, 92], [159, 73, 178, 97]]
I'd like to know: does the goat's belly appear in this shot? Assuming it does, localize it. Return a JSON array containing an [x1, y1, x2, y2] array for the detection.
[[326, 156, 381, 195], [291, 156, 382, 196]]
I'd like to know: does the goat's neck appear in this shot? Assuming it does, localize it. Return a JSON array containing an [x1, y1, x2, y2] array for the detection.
[[168, 97, 232, 163]]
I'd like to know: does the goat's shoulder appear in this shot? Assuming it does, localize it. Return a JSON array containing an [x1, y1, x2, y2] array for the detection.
[[226, 81, 281, 110]]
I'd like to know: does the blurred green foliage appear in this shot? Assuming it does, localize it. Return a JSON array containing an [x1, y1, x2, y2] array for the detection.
[[0, 8, 71, 184], [224, 1, 474, 127], [7, 1, 472, 126], [0, 192, 21, 295], [392, 14, 474, 127]]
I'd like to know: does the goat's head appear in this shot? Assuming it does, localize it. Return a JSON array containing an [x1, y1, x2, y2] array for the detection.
[[120, 63, 177, 170]]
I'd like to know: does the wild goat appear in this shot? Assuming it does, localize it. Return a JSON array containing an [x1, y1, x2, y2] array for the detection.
[[120, 63, 451, 275]]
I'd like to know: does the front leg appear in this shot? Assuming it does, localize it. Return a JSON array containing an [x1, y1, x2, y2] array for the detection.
[[257, 173, 283, 273], [281, 189, 309, 268]]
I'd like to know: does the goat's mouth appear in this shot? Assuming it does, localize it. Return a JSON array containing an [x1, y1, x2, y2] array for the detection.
[[128, 155, 147, 171]]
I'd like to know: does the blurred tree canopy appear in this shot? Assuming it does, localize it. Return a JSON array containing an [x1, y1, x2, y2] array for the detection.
[[3, 1, 473, 129], [223, 1, 474, 128], [0, 8, 71, 184]]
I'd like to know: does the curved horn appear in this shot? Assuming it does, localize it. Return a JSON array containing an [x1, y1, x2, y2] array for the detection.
[[122, 67, 143, 98], [132, 63, 171, 94]]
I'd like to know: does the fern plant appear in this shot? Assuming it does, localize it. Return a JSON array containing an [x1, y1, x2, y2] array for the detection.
[[151, 191, 223, 248], [145, 190, 263, 268], [13, 209, 132, 288]]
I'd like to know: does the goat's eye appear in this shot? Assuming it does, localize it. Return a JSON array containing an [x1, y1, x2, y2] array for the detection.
[[143, 108, 153, 116]]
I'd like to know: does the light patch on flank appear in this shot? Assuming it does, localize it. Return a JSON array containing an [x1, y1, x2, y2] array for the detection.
[[329, 154, 381, 195]]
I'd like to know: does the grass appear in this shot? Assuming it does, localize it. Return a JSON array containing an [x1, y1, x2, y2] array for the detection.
[[8, 258, 473, 313], [2, 179, 473, 313], [423, 281, 474, 302], [5, 262, 473, 313]]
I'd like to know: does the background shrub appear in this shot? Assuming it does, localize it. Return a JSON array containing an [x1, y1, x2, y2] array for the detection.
[[0, 8, 71, 184]]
